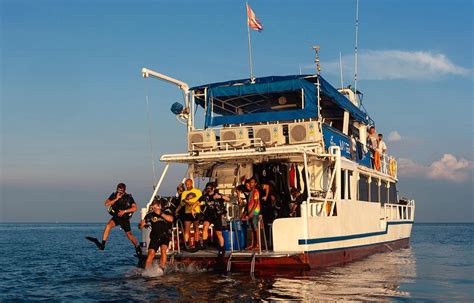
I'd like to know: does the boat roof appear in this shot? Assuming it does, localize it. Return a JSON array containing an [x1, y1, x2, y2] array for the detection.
[[191, 74, 372, 125]]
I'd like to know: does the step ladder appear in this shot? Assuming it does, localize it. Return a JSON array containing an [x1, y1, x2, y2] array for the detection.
[[226, 252, 257, 274]]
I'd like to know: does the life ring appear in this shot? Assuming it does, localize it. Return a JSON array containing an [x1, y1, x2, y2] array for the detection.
[[389, 159, 397, 177]]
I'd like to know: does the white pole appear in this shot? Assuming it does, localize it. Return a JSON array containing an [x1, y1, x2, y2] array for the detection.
[[246, 2, 255, 83], [354, 0, 359, 98], [145, 163, 170, 210]]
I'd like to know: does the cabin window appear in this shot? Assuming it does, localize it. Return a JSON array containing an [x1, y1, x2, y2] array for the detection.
[[370, 178, 379, 202], [341, 170, 353, 200], [348, 171, 352, 200], [358, 174, 369, 201], [341, 170, 346, 199], [211, 89, 304, 115], [389, 182, 398, 203], [380, 181, 388, 204]]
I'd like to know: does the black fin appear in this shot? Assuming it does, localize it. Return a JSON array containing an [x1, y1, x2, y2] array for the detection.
[[85, 236, 104, 250], [136, 256, 146, 268]]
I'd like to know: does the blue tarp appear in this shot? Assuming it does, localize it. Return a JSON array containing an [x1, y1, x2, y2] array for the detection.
[[205, 79, 317, 127], [322, 124, 352, 158], [192, 74, 371, 127]]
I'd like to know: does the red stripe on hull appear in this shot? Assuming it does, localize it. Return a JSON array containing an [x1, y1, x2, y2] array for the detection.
[[173, 238, 410, 273]]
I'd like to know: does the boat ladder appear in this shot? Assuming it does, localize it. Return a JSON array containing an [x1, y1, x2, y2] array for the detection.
[[226, 252, 257, 274]]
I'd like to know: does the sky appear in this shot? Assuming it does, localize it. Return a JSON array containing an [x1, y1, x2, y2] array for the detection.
[[1, 0, 472, 223]]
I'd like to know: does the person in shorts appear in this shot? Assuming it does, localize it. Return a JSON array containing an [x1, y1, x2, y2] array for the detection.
[[241, 178, 262, 250], [200, 182, 230, 251], [176, 179, 202, 249], [139, 199, 174, 269], [86, 183, 142, 258]]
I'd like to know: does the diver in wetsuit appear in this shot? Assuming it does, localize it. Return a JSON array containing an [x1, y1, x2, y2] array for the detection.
[[86, 183, 142, 258], [200, 182, 230, 250], [139, 198, 174, 269]]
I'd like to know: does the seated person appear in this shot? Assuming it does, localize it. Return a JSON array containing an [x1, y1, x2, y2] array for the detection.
[[139, 199, 174, 269], [289, 187, 307, 217]]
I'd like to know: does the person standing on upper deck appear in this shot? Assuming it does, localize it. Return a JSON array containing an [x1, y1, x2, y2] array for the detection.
[[367, 126, 378, 150], [367, 126, 378, 168], [376, 133, 387, 155], [377, 133, 388, 173]]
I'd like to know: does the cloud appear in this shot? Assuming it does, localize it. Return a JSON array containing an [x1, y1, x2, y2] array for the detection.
[[398, 154, 473, 182], [398, 158, 428, 177], [324, 50, 470, 80], [387, 131, 402, 142], [427, 154, 473, 182]]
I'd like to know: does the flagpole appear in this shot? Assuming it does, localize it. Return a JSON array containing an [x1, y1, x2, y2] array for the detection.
[[246, 2, 255, 83]]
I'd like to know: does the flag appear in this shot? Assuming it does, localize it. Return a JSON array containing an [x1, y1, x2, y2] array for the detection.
[[246, 3, 263, 31]]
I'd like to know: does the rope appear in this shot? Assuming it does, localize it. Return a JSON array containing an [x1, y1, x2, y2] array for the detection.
[[144, 79, 157, 186]]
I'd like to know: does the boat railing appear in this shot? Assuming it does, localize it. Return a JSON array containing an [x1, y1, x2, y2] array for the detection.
[[379, 154, 397, 178], [308, 197, 337, 217], [190, 136, 266, 152], [384, 200, 415, 222]]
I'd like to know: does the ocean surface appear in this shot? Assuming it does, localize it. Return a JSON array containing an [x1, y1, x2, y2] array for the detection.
[[0, 223, 472, 302]]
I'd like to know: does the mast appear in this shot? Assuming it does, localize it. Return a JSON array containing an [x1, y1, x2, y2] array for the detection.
[[354, 0, 359, 100]]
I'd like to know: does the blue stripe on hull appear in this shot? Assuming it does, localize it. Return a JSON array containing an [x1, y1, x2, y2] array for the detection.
[[298, 221, 414, 245], [304, 237, 410, 253]]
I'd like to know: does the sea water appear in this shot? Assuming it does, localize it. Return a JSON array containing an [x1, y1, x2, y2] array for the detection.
[[0, 223, 472, 302]]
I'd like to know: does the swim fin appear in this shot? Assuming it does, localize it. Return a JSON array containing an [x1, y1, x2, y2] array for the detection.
[[214, 246, 226, 272], [85, 236, 104, 250], [136, 256, 146, 269]]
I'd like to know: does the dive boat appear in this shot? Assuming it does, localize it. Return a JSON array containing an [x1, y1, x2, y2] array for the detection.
[[139, 59, 415, 273]]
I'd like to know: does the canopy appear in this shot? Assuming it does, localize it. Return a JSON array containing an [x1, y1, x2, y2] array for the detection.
[[192, 74, 370, 127]]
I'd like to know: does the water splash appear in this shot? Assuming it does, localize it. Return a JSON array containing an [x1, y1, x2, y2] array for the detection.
[[141, 262, 164, 278]]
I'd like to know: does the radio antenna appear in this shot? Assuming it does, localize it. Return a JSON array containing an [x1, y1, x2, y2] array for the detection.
[[354, 0, 359, 101]]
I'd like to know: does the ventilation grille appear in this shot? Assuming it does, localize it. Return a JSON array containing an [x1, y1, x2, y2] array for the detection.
[[255, 128, 271, 143], [290, 125, 307, 142], [222, 131, 237, 142]]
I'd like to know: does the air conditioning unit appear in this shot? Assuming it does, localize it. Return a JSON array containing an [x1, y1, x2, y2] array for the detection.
[[288, 121, 322, 144], [220, 127, 250, 148], [188, 129, 217, 151], [253, 124, 286, 146]]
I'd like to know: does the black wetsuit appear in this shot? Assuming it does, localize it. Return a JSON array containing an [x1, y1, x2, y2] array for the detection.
[[108, 192, 136, 232], [144, 209, 174, 251], [199, 193, 226, 231]]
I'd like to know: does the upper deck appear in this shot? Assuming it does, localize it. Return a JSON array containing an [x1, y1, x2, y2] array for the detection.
[[156, 72, 396, 179]]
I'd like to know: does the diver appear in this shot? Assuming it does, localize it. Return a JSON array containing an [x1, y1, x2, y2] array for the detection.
[[86, 183, 142, 258], [199, 182, 230, 270], [200, 182, 230, 249], [139, 198, 174, 269]]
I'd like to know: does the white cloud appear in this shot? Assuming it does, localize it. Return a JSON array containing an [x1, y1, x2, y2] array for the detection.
[[387, 131, 402, 142], [427, 154, 473, 182], [398, 154, 473, 182], [398, 158, 428, 177], [324, 50, 470, 80]]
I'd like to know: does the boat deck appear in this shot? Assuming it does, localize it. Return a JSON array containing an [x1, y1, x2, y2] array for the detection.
[[169, 249, 301, 259]]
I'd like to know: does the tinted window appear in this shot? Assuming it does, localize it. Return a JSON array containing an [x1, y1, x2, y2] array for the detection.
[[358, 174, 369, 201], [380, 181, 388, 204], [370, 178, 379, 202], [348, 171, 352, 200], [389, 182, 398, 203], [341, 170, 346, 199]]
